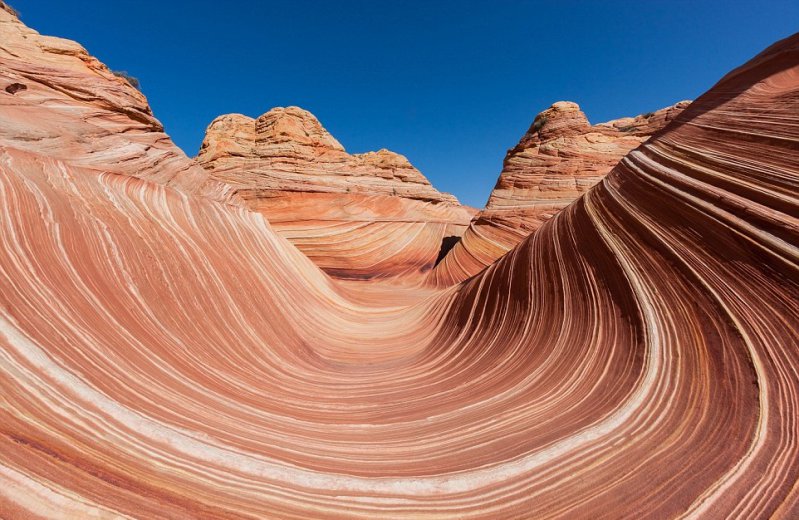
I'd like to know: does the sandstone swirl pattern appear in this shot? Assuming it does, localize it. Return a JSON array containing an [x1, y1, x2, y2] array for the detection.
[[1, 5, 799, 519], [429, 100, 689, 285]]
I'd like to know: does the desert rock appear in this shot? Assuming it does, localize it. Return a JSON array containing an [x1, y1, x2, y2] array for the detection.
[[429, 99, 689, 285], [197, 106, 475, 279], [1, 6, 799, 518]]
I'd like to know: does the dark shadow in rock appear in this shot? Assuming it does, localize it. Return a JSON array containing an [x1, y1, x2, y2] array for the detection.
[[5, 82, 26, 94], [435, 236, 460, 266]]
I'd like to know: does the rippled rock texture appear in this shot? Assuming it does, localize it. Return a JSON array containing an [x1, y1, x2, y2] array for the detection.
[[430, 100, 689, 285], [197, 106, 475, 279], [2, 5, 799, 519]]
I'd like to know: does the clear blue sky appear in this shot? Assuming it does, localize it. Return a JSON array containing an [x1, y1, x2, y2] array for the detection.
[[12, 1, 799, 207]]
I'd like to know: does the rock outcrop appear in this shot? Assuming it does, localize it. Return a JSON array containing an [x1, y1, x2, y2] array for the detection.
[[197, 107, 475, 279], [2, 6, 799, 519], [0, 2, 228, 200], [429, 100, 689, 285]]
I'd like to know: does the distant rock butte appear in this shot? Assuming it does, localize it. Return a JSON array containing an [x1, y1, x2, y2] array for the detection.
[[429, 100, 690, 285], [197, 106, 476, 279]]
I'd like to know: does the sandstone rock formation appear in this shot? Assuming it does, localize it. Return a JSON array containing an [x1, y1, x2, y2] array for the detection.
[[2, 5, 799, 519], [0, 2, 225, 199], [197, 107, 475, 279], [429, 99, 689, 285]]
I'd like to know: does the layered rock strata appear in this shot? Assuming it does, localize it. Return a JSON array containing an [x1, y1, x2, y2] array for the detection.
[[2, 6, 799, 518], [0, 1, 230, 200], [197, 107, 475, 279], [429, 99, 689, 285]]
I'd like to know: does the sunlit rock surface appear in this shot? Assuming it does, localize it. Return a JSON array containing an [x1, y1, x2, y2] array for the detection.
[[429, 100, 689, 285], [1, 5, 799, 518], [197, 106, 475, 279]]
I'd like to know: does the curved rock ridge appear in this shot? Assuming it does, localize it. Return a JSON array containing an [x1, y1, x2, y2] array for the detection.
[[429, 99, 689, 285], [197, 106, 475, 279], [2, 9, 799, 520]]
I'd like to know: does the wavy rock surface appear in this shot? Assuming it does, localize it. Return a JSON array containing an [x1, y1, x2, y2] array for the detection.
[[197, 107, 475, 279], [430, 100, 689, 285], [2, 6, 799, 519]]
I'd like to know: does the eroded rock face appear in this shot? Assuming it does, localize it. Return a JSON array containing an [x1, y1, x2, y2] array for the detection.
[[0, 4, 228, 199], [197, 106, 475, 279], [429, 100, 689, 285]]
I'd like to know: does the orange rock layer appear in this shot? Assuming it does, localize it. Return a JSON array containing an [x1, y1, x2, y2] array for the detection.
[[1, 6, 799, 519], [197, 107, 475, 279], [430, 100, 689, 285]]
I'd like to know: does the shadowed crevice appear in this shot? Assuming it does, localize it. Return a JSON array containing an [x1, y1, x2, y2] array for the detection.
[[435, 236, 461, 266]]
